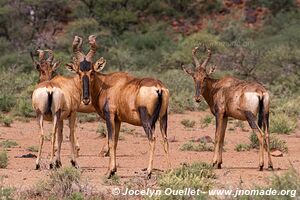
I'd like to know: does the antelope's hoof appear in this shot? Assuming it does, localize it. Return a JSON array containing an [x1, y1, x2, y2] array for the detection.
[[106, 170, 116, 179], [268, 165, 274, 171], [147, 172, 152, 180], [259, 165, 264, 171], [35, 164, 40, 170], [55, 160, 62, 168], [71, 160, 79, 169]]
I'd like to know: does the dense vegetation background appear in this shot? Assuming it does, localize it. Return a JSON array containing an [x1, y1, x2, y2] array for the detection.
[[0, 0, 299, 133]]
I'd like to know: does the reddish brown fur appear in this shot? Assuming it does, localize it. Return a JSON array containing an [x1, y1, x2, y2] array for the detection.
[[67, 36, 170, 178], [32, 50, 85, 169], [182, 46, 273, 170]]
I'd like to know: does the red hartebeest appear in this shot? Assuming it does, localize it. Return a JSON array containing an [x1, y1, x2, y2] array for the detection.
[[31, 44, 100, 169], [66, 35, 170, 178], [182, 45, 273, 170], [31, 49, 100, 156]]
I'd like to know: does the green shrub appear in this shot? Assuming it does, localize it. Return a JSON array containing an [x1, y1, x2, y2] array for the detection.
[[77, 113, 98, 123], [158, 162, 215, 199], [270, 113, 297, 134], [0, 95, 16, 112], [235, 144, 251, 152], [0, 140, 18, 148], [27, 146, 38, 152], [96, 124, 107, 138], [0, 151, 8, 168], [103, 174, 120, 186], [66, 192, 84, 200], [0, 183, 14, 200], [201, 115, 213, 128], [180, 141, 213, 152], [181, 119, 196, 128], [0, 115, 13, 127], [249, 132, 288, 152]]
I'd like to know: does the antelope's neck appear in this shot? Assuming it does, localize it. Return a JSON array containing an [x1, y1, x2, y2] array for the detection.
[[202, 77, 218, 112]]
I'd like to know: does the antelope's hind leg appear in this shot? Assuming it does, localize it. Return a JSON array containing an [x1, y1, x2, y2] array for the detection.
[[159, 113, 170, 169], [139, 107, 156, 179], [244, 111, 264, 171], [55, 120, 63, 168], [36, 112, 44, 170]]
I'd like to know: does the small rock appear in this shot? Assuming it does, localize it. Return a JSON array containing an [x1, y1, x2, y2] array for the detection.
[[168, 136, 177, 143], [18, 169, 22, 172], [271, 150, 283, 157], [197, 135, 214, 143]]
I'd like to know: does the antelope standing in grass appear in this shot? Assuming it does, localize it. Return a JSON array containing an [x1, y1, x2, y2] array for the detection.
[[181, 45, 273, 170], [31, 44, 97, 169], [66, 35, 170, 178]]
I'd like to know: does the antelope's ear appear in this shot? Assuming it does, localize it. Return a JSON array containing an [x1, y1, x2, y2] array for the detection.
[[65, 63, 78, 73], [93, 57, 106, 72], [52, 62, 60, 71], [207, 65, 216, 75], [181, 64, 194, 76]]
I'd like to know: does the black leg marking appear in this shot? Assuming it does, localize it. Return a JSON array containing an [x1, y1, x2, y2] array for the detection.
[[258, 98, 264, 129], [103, 100, 113, 140], [150, 90, 162, 129], [138, 106, 152, 139], [244, 111, 258, 129], [214, 105, 219, 129], [160, 113, 168, 134]]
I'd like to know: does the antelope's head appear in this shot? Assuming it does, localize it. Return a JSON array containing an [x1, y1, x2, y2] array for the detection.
[[31, 49, 60, 82], [66, 35, 106, 105], [182, 45, 216, 103]]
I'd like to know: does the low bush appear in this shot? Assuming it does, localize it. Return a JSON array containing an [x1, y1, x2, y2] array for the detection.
[[0, 151, 8, 168], [270, 113, 297, 134], [0, 140, 18, 148], [158, 162, 215, 200], [181, 119, 196, 128], [180, 141, 213, 152], [235, 143, 251, 152]]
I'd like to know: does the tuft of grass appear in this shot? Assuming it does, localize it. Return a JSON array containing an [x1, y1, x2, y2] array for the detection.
[[0, 115, 13, 127], [181, 119, 196, 128], [103, 174, 120, 186], [77, 113, 98, 123], [0, 140, 18, 148], [235, 143, 251, 152], [252, 167, 300, 200], [0, 151, 8, 168], [180, 141, 213, 152], [200, 115, 213, 128], [27, 146, 38, 152], [158, 162, 215, 195], [0, 182, 14, 200], [96, 124, 107, 138], [270, 113, 297, 134], [249, 132, 288, 152]]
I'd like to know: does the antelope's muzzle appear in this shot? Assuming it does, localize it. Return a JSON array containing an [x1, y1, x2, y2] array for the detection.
[[195, 81, 202, 103], [82, 75, 90, 105]]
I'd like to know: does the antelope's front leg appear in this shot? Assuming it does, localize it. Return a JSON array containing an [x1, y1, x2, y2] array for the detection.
[[104, 103, 119, 178], [69, 112, 79, 168], [212, 110, 224, 168]]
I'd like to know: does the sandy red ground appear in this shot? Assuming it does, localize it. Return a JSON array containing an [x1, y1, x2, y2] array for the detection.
[[0, 111, 299, 195]]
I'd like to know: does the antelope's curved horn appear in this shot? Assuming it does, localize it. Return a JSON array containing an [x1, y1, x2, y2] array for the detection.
[[86, 35, 97, 62], [72, 36, 85, 62], [45, 49, 54, 63]]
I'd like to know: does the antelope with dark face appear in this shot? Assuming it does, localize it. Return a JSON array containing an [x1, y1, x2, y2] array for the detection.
[[182, 45, 273, 171], [31, 45, 95, 169], [67, 35, 170, 178]]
